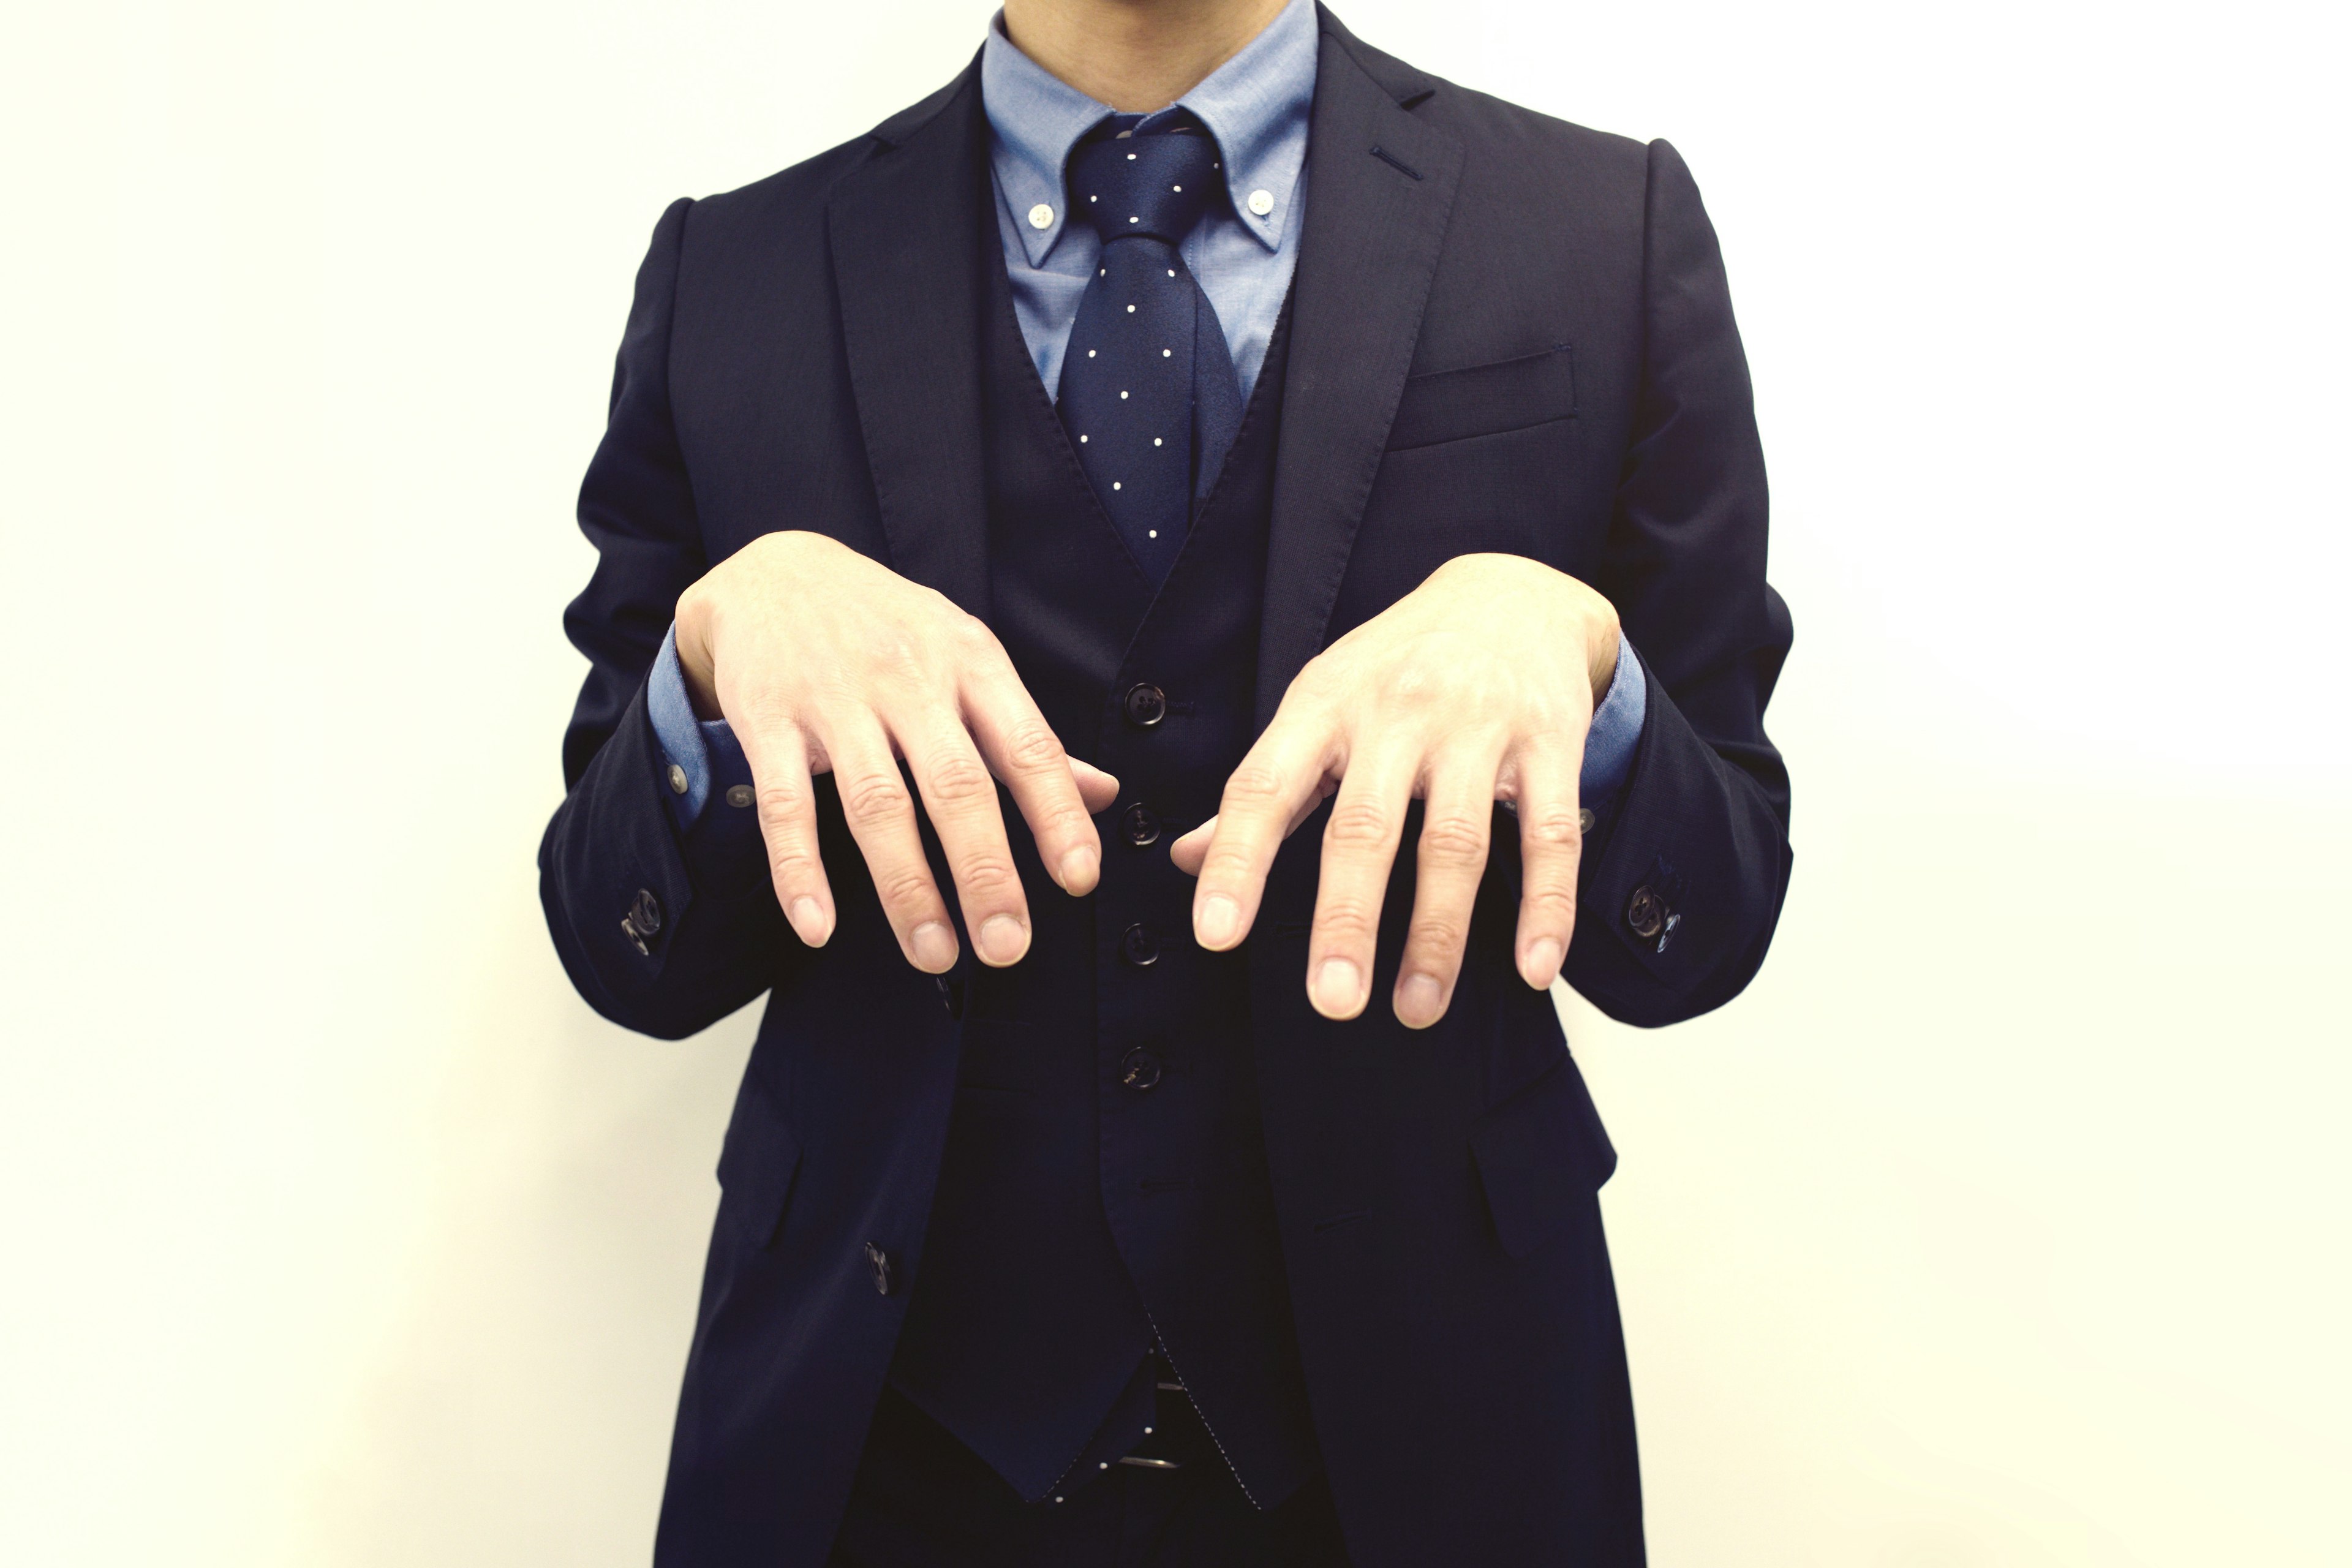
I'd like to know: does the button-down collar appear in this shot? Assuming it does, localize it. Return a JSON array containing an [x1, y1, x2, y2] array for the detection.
[[982, 0, 1317, 269]]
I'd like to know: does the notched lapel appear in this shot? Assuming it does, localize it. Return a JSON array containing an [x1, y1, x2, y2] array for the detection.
[[1254, 15, 1464, 727], [830, 61, 995, 619]]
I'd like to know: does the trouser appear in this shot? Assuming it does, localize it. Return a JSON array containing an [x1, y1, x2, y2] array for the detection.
[[827, 1366, 1352, 1567]]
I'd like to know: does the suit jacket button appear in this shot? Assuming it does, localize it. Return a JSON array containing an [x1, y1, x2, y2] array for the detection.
[[1120, 922, 1161, 967], [1625, 885, 1667, 941], [1123, 683, 1167, 727], [1121, 1047, 1163, 1091], [1121, 803, 1161, 846], [865, 1242, 891, 1295]]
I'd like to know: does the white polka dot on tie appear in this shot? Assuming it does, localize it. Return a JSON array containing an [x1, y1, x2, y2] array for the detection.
[[1088, 349, 1097, 357], [1129, 216, 1139, 224], [1147, 529, 1158, 538], [1127, 153, 1137, 160], [1090, 195, 1098, 203], [1120, 391, 1129, 399], [1172, 184, 1183, 192], [1127, 304, 1136, 312], [1167, 269, 1175, 277], [1113, 481, 1122, 490], [1154, 437, 1164, 446], [1162, 349, 1172, 356], [1079, 434, 1088, 442]]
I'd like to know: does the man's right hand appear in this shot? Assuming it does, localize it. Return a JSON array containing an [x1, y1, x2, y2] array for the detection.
[[675, 530, 1118, 973]]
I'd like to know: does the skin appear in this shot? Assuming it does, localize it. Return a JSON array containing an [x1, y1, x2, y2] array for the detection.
[[675, 0, 1623, 1027]]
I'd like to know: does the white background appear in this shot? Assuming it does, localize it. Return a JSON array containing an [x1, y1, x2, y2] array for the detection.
[[3, 1, 2347, 1562]]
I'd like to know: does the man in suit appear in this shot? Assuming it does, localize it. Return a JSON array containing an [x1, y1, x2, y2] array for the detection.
[[540, 0, 1792, 1561]]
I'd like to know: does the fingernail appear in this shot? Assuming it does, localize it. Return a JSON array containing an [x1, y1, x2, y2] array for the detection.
[[1396, 973, 1444, 1028], [976, 914, 1028, 966], [1312, 957, 1363, 1017], [911, 921, 959, 972], [1523, 938, 1565, 988], [1197, 894, 1239, 948], [786, 897, 829, 944], [1058, 846, 1097, 893]]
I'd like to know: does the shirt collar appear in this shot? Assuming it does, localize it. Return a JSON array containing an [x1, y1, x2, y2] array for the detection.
[[982, 0, 1318, 268]]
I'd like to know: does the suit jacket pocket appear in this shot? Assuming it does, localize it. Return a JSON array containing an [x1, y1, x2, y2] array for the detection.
[[1469, 1049, 1618, 1261], [1385, 344, 1576, 452], [715, 1074, 803, 1252]]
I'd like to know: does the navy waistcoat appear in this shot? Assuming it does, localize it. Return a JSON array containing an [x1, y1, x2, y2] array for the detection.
[[883, 221, 1319, 1509]]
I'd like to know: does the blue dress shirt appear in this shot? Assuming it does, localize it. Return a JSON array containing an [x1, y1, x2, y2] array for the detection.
[[644, 0, 1645, 834]]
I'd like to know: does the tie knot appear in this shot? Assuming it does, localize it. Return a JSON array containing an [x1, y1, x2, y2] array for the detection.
[[1066, 116, 1225, 247]]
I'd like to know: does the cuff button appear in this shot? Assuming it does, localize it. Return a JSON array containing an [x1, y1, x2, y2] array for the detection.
[[1626, 885, 1667, 941], [666, 764, 689, 795], [726, 784, 755, 809]]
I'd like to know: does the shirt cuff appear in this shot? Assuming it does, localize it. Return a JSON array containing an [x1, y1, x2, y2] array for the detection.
[[647, 623, 750, 834], [1578, 633, 1645, 813]]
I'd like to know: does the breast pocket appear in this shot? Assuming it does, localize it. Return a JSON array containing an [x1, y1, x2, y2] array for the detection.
[[1469, 1049, 1618, 1262], [1385, 343, 1577, 453]]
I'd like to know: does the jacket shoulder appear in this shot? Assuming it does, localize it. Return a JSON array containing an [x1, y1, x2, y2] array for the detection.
[[682, 60, 978, 250], [1321, 15, 1651, 193]]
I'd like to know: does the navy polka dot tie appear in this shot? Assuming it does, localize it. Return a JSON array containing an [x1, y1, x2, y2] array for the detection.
[[1058, 114, 1242, 586]]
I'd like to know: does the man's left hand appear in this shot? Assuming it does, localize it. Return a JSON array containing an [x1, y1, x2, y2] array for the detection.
[[1170, 553, 1620, 1027]]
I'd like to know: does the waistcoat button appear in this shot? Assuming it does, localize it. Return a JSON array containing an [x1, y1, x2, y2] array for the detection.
[[865, 1242, 892, 1295], [1120, 922, 1161, 967], [1121, 1047, 1163, 1091], [1121, 803, 1161, 846], [1123, 683, 1167, 727]]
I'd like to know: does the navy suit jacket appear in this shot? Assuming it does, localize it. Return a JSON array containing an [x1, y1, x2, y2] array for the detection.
[[541, 10, 1792, 1563]]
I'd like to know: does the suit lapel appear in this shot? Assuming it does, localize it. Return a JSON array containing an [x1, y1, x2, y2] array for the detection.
[[1253, 12, 1464, 726], [829, 60, 995, 619]]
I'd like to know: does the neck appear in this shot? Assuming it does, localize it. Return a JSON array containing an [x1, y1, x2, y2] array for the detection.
[[1001, 0, 1292, 113]]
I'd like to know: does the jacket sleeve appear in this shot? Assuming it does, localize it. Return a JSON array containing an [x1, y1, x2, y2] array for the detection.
[[538, 197, 794, 1040], [1564, 138, 1795, 1027]]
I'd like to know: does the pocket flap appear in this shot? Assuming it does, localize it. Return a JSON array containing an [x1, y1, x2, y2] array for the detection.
[[1386, 343, 1575, 451], [715, 1077, 803, 1251], [1469, 1052, 1618, 1261]]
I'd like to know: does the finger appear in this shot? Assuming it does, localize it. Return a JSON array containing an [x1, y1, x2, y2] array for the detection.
[[1170, 814, 1216, 877], [1190, 719, 1338, 952], [1069, 756, 1121, 815], [819, 713, 961, 973], [1392, 748, 1506, 1028], [734, 716, 835, 948], [1305, 744, 1420, 1022], [960, 662, 1109, 897], [1509, 734, 1586, 989], [899, 719, 1032, 968]]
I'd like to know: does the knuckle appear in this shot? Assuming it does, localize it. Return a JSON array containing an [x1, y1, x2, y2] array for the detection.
[[954, 856, 1020, 899], [753, 778, 809, 821], [842, 771, 913, 826], [1407, 913, 1468, 956], [1324, 798, 1393, 848], [1522, 884, 1578, 924], [1223, 763, 1287, 809], [1523, 809, 1586, 853], [1001, 718, 1065, 774], [876, 867, 938, 911], [765, 843, 820, 886], [924, 752, 997, 806], [1313, 900, 1378, 943], [1417, 812, 1491, 867]]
